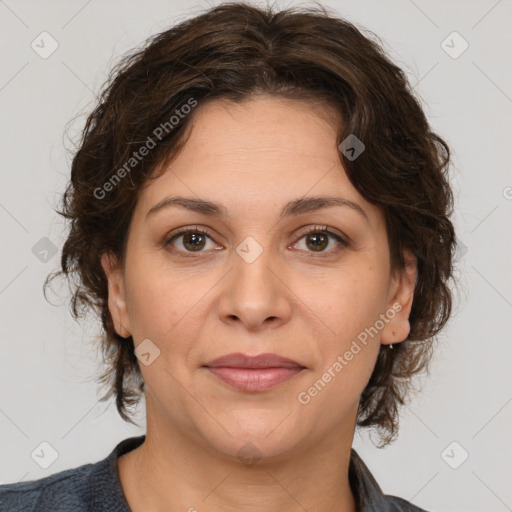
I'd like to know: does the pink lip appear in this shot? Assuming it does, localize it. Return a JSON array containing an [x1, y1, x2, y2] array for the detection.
[[206, 367, 304, 392], [203, 353, 306, 392]]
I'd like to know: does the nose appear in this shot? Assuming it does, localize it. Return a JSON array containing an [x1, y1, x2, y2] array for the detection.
[[217, 240, 292, 331]]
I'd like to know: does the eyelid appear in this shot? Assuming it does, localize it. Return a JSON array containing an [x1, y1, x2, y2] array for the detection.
[[163, 225, 220, 249], [163, 224, 348, 256], [289, 225, 348, 254], [293, 224, 346, 242]]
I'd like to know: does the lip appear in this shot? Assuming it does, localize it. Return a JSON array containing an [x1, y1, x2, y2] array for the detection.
[[202, 353, 306, 392], [203, 352, 304, 369]]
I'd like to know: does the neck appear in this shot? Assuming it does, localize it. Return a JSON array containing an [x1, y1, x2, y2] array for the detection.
[[118, 419, 358, 512]]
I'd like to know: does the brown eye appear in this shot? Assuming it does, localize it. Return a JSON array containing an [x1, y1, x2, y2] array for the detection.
[[294, 226, 347, 255], [305, 232, 329, 252], [164, 227, 217, 255], [181, 232, 207, 251]]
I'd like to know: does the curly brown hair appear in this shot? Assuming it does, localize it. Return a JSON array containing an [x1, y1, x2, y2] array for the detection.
[[44, 1, 457, 447]]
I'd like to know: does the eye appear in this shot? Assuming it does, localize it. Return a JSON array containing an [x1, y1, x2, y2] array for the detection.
[[292, 225, 347, 255], [163, 226, 219, 256], [163, 225, 347, 257]]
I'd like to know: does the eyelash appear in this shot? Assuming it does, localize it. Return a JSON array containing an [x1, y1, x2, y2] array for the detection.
[[163, 225, 347, 258]]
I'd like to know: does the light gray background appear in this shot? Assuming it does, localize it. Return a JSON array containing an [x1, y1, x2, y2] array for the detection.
[[1, 1, 511, 511]]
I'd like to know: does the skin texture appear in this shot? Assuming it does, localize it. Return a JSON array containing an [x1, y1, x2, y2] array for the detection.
[[101, 95, 417, 512]]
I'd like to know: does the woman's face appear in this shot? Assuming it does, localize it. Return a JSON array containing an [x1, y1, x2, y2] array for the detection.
[[102, 96, 416, 461]]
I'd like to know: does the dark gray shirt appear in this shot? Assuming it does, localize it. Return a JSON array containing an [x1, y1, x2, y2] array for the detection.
[[0, 435, 428, 511]]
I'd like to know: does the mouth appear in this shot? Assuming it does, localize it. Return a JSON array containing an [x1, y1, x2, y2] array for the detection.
[[202, 353, 306, 392]]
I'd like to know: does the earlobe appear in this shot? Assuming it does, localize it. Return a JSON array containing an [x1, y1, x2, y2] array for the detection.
[[380, 248, 417, 346], [101, 252, 132, 338]]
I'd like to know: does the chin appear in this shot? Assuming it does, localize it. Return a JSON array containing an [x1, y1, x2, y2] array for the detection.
[[196, 415, 303, 465]]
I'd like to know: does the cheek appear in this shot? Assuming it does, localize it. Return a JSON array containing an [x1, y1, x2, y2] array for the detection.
[[305, 287, 382, 412], [124, 256, 218, 353], [301, 263, 386, 398], [123, 257, 185, 338], [310, 265, 389, 338]]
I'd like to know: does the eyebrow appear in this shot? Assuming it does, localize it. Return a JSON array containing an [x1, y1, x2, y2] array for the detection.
[[145, 195, 369, 222]]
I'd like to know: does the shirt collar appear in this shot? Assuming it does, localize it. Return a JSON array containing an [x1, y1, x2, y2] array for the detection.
[[349, 447, 390, 511]]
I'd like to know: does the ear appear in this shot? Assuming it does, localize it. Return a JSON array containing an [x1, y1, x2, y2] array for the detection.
[[100, 252, 132, 338], [380, 248, 417, 346]]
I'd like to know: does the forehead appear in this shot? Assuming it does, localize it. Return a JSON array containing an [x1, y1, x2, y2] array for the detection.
[[135, 96, 382, 228], [170, 95, 341, 166]]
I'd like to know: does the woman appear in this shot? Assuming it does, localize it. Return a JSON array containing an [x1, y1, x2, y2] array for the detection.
[[0, 2, 456, 511]]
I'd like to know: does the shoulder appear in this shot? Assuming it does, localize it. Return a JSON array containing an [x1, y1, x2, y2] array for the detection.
[[383, 494, 430, 512], [349, 448, 430, 512], [0, 462, 95, 512], [0, 435, 144, 512]]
